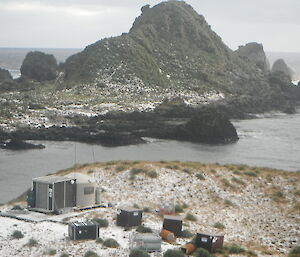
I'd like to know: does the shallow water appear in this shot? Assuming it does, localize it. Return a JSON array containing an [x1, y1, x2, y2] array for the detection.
[[0, 111, 300, 204]]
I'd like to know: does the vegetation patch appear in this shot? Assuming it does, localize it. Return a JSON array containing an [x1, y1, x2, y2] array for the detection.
[[115, 165, 127, 172], [163, 249, 184, 257], [244, 171, 258, 177], [136, 225, 153, 233], [231, 177, 246, 185], [142, 207, 151, 212], [196, 173, 205, 180], [185, 213, 197, 221], [175, 202, 189, 213], [103, 238, 119, 248], [84, 250, 99, 257], [48, 249, 57, 256], [210, 169, 217, 174], [96, 237, 104, 244], [130, 168, 146, 176], [26, 238, 38, 247], [92, 218, 109, 228], [146, 170, 158, 178], [11, 230, 24, 239], [224, 243, 246, 254], [289, 246, 300, 257], [181, 229, 194, 238], [221, 178, 235, 188], [272, 191, 285, 202], [195, 248, 212, 257], [224, 199, 234, 207], [213, 222, 225, 230], [183, 168, 192, 174]]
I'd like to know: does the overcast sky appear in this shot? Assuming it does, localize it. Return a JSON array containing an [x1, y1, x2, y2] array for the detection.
[[0, 0, 299, 52]]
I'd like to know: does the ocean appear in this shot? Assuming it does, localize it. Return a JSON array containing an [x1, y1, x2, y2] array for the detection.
[[0, 111, 300, 204]]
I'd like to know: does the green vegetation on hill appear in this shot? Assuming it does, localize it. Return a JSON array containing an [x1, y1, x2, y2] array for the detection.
[[63, 1, 270, 97]]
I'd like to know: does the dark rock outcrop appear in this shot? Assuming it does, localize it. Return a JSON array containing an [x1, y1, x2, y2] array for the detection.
[[282, 106, 296, 114], [171, 106, 238, 143], [0, 68, 13, 82], [20, 51, 58, 82], [7, 103, 239, 146], [272, 59, 294, 79], [236, 42, 270, 72], [0, 138, 45, 150]]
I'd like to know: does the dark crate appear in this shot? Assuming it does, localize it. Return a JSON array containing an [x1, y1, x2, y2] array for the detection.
[[116, 207, 142, 227], [68, 221, 99, 240], [195, 233, 224, 253], [163, 215, 183, 237]]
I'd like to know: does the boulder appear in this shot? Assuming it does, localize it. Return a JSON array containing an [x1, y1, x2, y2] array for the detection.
[[178, 108, 238, 143], [20, 51, 58, 82], [271, 59, 294, 79], [236, 42, 270, 72], [0, 68, 13, 82]]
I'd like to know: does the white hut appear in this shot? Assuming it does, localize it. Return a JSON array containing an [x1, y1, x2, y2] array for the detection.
[[28, 172, 97, 213]]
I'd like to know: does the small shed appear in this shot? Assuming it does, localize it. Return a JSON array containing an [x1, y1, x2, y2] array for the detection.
[[163, 215, 183, 236], [28, 172, 97, 213], [116, 207, 143, 227], [195, 233, 224, 253], [68, 221, 99, 240], [131, 233, 162, 252]]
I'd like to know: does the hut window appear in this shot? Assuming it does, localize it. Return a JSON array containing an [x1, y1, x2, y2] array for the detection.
[[84, 186, 94, 195], [201, 237, 208, 242]]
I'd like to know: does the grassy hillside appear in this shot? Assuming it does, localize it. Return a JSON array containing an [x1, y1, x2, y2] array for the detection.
[[8, 161, 299, 256]]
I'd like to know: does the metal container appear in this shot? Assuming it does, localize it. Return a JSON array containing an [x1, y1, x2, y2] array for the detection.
[[160, 229, 175, 241], [195, 233, 224, 253], [68, 221, 99, 240], [163, 215, 183, 236], [131, 233, 162, 252], [116, 207, 142, 227]]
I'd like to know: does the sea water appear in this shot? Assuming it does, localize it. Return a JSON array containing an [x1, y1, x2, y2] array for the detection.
[[0, 111, 300, 204]]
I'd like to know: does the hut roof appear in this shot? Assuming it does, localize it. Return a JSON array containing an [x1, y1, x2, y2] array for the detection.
[[33, 172, 95, 184]]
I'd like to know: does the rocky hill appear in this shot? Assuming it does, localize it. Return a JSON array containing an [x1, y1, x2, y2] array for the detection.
[[0, 161, 299, 257], [272, 59, 295, 79], [63, 1, 270, 96], [0, 68, 12, 82], [236, 42, 270, 72]]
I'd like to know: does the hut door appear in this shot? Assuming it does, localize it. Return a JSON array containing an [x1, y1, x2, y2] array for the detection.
[[54, 181, 65, 210], [65, 180, 76, 207], [48, 184, 53, 211]]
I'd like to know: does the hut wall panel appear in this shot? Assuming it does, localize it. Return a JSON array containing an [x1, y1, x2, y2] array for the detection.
[[35, 182, 48, 210]]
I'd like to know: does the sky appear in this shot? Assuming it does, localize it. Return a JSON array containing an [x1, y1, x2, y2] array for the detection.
[[0, 0, 299, 52]]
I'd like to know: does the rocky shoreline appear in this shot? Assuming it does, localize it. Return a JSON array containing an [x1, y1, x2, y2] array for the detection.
[[0, 94, 299, 149]]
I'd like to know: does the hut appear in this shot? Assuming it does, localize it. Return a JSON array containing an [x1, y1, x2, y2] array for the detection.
[[28, 173, 97, 213], [131, 233, 162, 252], [116, 207, 143, 227], [195, 233, 224, 253], [163, 215, 183, 236], [68, 221, 99, 240]]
